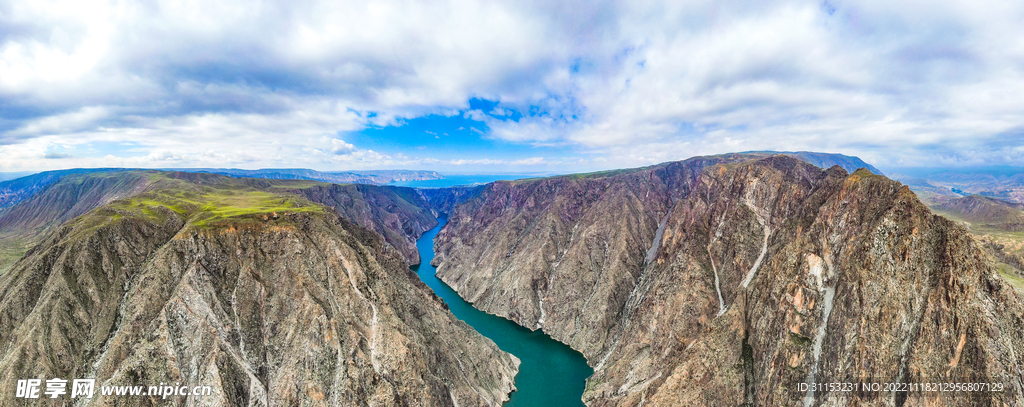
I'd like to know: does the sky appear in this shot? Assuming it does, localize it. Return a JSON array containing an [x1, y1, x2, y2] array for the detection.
[[1, 0, 1024, 174]]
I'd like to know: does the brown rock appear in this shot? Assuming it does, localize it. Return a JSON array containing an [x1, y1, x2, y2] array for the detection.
[[434, 154, 1024, 406]]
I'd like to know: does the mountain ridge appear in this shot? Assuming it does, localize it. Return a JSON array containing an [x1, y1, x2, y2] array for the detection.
[[0, 172, 519, 406], [5, 151, 987, 406], [0, 171, 445, 281], [937, 194, 1024, 231], [0, 168, 444, 213], [432, 154, 1024, 405]]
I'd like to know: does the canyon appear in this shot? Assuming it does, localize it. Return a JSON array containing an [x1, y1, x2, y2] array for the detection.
[[1, 151, 1022, 406], [433, 154, 1024, 405], [0, 172, 516, 406]]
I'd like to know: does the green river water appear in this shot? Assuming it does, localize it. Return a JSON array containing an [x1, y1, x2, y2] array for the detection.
[[411, 218, 594, 406]]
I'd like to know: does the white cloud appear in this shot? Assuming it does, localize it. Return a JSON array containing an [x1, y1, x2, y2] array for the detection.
[[482, 0, 1024, 168], [2, 0, 1024, 171], [329, 139, 357, 155]]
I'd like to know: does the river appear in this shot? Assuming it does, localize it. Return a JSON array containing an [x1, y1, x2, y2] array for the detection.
[[411, 218, 594, 406]]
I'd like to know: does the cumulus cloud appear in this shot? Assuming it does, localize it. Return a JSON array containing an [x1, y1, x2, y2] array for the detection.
[[478, 0, 1024, 168], [1, 0, 1024, 171], [329, 139, 357, 155]]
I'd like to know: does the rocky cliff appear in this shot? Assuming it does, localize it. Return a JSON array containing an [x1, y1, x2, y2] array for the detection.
[[416, 185, 488, 217], [434, 154, 1024, 406], [292, 183, 439, 265], [0, 174, 518, 406]]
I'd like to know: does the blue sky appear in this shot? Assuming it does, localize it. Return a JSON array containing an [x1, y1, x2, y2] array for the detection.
[[349, 99, 557, 169], [2, 0, 1024, 173]]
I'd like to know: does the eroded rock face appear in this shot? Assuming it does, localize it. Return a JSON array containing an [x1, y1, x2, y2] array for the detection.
[[434, 155, 1024, 406], [432, 157, 725, 351], [0, 208, 517, 406], [416, 185, 488, 217], [293, 183, 439, 266]]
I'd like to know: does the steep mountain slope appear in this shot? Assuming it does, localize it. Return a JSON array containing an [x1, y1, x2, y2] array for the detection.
[[937, 195, 1024, 231], [0, 168, 129, 211], [0, 172, 153, 274], [0, 171, 441, 273], [928, 195, 1024, 292], [433, 154, 1024, 406], [417, 185, 488, 216], [291, 183, 439, 265], [432, 156, 726, 349], [0, 172, 152, 236], [0, 174, 517, 406]]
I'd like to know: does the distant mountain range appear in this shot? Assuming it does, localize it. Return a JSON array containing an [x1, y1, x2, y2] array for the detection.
[[0, 172, 32, 182], [0, 168, 443, 211], [0, 155, 880, 214], [936, 195, 1024, 231], [743, 151, 883, 175], [894, 166, 1024, 204], [173, 168, 444, 184], [0, 168, 131, 211]]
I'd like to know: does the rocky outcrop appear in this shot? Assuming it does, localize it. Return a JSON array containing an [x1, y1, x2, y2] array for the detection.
[[417, 185, 487, 217], [434, 154, 1024, 406], [292, 183, 439, 265], [0, 181, 518, 406], [432, 155, 740, 353]]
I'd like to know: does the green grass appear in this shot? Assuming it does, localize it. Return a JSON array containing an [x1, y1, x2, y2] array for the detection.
[[509, 176, 545, 185], [565, 167, 635, 179], [104, 174, 325, 227], [191, 190, 322, 226], [851, 168, 884, 180], [0, 171, 333, 274], [0, 236, 33, 276], [995, 263, 1024, 293]]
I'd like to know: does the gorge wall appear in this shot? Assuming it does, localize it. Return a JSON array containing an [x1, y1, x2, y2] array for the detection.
[[0, 174, 518, 406], [433, 154, 1024, 405]]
